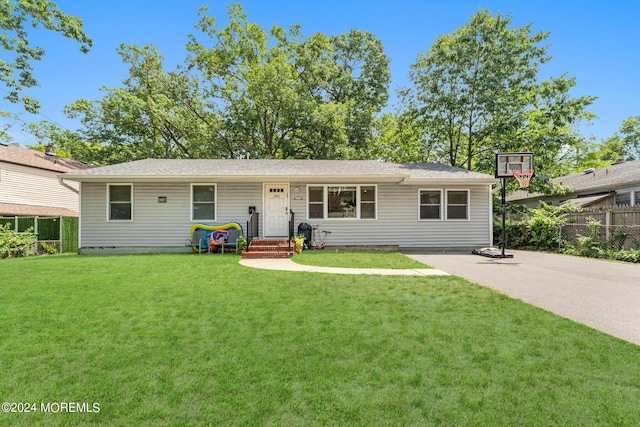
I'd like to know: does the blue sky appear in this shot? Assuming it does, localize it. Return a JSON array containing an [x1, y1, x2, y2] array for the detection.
[[3, 0, 639, 147]]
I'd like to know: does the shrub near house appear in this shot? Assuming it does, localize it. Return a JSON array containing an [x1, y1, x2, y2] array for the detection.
[[0, 224, 36, 258], [500, 202, 640, 262]]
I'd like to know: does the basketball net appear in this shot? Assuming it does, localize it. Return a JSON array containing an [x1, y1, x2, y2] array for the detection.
[[513, 169, 534, 189]]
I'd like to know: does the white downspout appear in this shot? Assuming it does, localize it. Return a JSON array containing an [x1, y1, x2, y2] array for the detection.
[[58, 177, 79, 194]]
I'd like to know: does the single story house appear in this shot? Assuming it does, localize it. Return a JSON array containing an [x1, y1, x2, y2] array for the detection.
[[59, 159, 498, 254], [0, 143, 93, 216], [508, 160, 640, 209]]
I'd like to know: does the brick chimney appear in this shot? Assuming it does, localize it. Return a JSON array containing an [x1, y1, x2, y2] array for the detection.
[[45, 145, 56, 156]]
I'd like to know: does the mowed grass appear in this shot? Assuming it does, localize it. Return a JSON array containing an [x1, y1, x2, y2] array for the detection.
[[293, 250, 430, 269], [0, 254, 639, 426]]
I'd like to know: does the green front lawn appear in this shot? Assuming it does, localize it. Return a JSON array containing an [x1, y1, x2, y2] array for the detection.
[[293, 249, 430, 269], [1, 254, 639, 425]]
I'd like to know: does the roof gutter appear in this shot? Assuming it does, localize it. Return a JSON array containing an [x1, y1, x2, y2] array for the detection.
[[57, 173, 412, 183], [400, 177, 499, 186], [58, 176, 79, 194]]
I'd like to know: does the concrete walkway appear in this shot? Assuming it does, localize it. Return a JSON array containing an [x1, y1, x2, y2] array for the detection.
[[239, 258, 449, 276], [407, 251, 640, 346]]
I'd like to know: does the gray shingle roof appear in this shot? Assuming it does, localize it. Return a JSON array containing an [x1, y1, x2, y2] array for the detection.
[[393, 162, 492, 180], [509, 160, 640, 202], [60, 159, 495, 182], [554, 160, 640, 191], [0, 143, 93, 172]]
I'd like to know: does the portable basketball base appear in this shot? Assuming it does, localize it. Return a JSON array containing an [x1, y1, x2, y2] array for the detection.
[[473, 153, 534, 259]]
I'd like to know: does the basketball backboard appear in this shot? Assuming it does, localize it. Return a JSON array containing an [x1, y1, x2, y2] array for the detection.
[[495, 152, 534, 178]]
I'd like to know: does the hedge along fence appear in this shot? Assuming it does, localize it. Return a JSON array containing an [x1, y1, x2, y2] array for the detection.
[[0, 216, 79, 253], [494, 203, 640, 263]]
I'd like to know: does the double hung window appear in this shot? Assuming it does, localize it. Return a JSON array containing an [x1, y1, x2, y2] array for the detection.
[[446, 190, 469, 220], [419, 190, 442, 220], [108, 184, 132, 221], [191, 184, 216, 221]]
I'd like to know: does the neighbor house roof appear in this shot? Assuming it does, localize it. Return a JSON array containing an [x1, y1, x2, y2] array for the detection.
[[0, 143, 93, 173], [508, 160, 640, 203], [0, 202, 78, 217], [559, 193, 615, 208], [59, 159, 497, 184]]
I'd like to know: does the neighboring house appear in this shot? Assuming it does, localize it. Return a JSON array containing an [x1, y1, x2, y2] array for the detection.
[[60, 159, 497, 254], [508, 160, 640, 209], [0, 143, 93, 216]]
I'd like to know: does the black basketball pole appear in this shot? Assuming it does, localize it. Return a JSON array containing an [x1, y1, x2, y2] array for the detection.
[[501, 177, 507, 258]]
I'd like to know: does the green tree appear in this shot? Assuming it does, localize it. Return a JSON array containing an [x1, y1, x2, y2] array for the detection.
[[185, 3, 390, 159], [396, 9, 595, 192], [371, 111, 432, 163], [37, 3, 390, 164], [325, 29, 390, 157], [566, 136, 613, 172], [1, 0, 92, 114], [598, 115, 640, 161], [66, 44, 217, 163], [31, 43, 225, 164], [26, 120, 103, 164]]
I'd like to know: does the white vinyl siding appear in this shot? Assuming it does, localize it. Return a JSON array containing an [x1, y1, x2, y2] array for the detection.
[[80, 182, 263, 249], [79, 181, 492, 251], [0, 161, 80, 212], [107, 184, 132, 221], [191, 184, 216, 221], [291, 182, 491, 248], [306, 185, 377, 220]]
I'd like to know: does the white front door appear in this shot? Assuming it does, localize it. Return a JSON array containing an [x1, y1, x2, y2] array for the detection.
[[264, 184, 289, 237]]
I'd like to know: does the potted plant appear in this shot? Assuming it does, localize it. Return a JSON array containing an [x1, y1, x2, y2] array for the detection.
[[293, 235, 306, 253], [237, 235, 247, 252]]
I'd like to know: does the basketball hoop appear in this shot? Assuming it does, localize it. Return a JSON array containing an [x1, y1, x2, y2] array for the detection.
[[513, 169, 534, 188]]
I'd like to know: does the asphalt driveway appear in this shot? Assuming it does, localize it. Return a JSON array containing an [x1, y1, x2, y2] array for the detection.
[[407, 251, 640, 346]]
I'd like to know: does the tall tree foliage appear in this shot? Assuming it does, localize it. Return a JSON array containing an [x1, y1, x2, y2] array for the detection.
[[392, 10, 595, 192], [599, 115, 640, 161], [30, 44, 212, 164], [39, 3, 390, 163], [186, 3, 389, 159], [1, 0, 91, 114]]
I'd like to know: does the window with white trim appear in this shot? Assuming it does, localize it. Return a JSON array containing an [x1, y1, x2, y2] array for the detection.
[[360, 186, 376, 219], [419, 189, 442, 220], [307, 185, 377, 220], [191, 184, 216, 221], [108, 184, 132, 221], [308, 186, 324, 219], [446, 190, 469, 220]]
